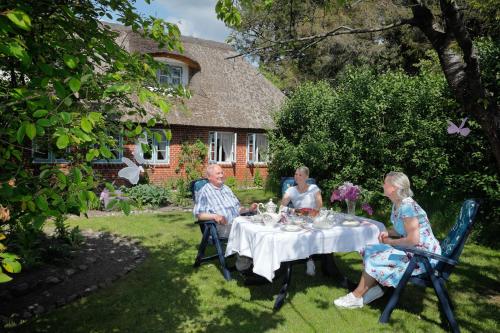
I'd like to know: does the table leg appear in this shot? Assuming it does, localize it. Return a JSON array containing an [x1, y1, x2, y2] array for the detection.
[[273, 262, 292, 311], [321, 253, 357, 290]]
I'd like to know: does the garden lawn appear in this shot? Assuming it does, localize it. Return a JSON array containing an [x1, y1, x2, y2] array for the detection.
[[8, 211, 500, 333]]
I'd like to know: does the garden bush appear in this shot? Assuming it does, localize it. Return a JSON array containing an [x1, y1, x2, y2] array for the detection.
[[123, 184, 171, 208], [268, 64, 499, 246]]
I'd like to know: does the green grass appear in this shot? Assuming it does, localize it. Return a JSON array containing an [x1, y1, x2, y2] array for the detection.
[[8, 207, 500, 332]]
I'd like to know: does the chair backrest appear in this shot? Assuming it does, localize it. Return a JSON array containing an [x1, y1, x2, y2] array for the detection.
[[437, 199, 479, 277], [280, 177, 316, 197], [190, 178, 209, 201]]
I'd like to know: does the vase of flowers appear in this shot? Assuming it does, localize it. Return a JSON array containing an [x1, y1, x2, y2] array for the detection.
[[330, 181, 373, 216]]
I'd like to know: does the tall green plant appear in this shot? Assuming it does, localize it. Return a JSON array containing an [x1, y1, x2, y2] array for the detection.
[[175, 139, 208, 183], [0, 1, 186, 261]]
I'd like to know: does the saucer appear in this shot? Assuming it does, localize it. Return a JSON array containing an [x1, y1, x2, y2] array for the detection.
[[312, 223, 333, 230], [281, 224, 302, 232], [342, 220, 360, 227]]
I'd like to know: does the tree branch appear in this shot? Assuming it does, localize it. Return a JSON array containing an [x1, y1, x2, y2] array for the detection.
[[226, 18, 414, 59]]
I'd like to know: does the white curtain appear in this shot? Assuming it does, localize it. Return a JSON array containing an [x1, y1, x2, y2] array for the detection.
[[220, 133, 233, 161], [255, 134, 268, 161]]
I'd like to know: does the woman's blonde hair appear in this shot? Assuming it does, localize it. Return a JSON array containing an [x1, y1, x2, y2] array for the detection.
[[385, 171, 413, 199], [296, 166, 310, 177]]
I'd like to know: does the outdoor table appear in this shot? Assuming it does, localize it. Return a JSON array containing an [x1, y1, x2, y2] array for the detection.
[[225, 213, 386, 310]]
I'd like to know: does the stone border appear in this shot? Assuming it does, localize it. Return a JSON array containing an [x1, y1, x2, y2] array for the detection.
[[0, 230, 148, 325]]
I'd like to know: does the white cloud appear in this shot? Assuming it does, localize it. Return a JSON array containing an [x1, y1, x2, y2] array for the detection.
[[136, 0, 232, 42]]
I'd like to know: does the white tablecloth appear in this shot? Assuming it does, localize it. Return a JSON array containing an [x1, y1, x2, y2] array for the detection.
[[225, 214, 386, 281]]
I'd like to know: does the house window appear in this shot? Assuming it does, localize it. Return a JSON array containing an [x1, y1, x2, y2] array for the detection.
[[92, 134, 123, 164], [209, 131, 236, 163], [247, 133, 269, 164], [137, 130, 170, 164], [32, 137, 69, 164], [157, 65, 183, 86]]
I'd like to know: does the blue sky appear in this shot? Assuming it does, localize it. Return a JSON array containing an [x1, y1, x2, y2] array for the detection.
[[132, 0, 232, 42]]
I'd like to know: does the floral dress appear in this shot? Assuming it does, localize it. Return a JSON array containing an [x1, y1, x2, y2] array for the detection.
[[361, 197, 441, 287]]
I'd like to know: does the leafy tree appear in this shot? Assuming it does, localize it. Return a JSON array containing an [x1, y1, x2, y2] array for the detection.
[[0, 0, 183, 264], [216, 0, 500, 173]]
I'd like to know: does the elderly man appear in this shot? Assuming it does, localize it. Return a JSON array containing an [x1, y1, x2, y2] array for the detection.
[[193, 164, 258, 271]]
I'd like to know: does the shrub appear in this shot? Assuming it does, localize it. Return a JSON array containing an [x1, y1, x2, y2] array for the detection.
[[225, 176, 237, 190], [268, 65, 499, 245], [253, 169, 263, 188], [123, 184, 171, 208]]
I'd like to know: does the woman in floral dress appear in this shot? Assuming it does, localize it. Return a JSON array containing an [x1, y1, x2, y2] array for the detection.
[[333, 171, 441, 309]]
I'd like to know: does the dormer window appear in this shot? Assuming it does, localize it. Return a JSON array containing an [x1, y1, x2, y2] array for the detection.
[[158, 65, 183, 86]]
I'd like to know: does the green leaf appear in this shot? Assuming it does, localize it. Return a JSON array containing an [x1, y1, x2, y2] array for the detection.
[[39, 169, 51, 179], [68, 77, 81, 93], [154, 131, 162, 143], [158, 99, 170, 113], [16, 123, 25, 144], [81, 117, 92, 133], [164, 129, 172, 141], [27, 200, 36, 212], [60, 112, 71, 124], [63, 96, 73, 106], [0, 272, 12, 283], [54, 81, 67, 98], [134, 124, 143, 135], [63, 54, 78, 69], [6, 9, 31, 31], [99, 146, 112, 158], [0, 253, 19, 260], [2, 259, 21, 274], [146, 118, 156, 127], [88, 112, 101, 123], [36, 125, 45, 137], [25, 123, 36, 140], [33, 109, 48, 118], [0, 41, 31, 66], [104, 83, 131, 95], [56, 134, 69, 149], [86, 151, 95, 162], [35, 195, 49, 211], [36, 118, 51, 127], [72, 167, 82, 183], [56, 172, 67, 189]]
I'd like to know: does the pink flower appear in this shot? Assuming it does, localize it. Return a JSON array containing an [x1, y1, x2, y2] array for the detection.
[[362, 203, 373, 215], [330, 190, 341, 202]]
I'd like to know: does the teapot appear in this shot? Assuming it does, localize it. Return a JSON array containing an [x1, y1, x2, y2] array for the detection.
[[258, 198, 277, 214]]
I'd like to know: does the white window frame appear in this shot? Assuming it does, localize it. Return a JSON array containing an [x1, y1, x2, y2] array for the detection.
[[208, 131, 237, 163], [92, 135, 123, 164], [137, 130, 170, 164], [157, 64, 183, 86], [247, 133, 269, 164], [32, 138, 69, 164]]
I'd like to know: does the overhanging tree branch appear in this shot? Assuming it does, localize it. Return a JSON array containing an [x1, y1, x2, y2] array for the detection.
[[226, 18, 414, 59]]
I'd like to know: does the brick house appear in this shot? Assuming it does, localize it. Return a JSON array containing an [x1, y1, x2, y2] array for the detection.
[[33, 23, 284, 186]]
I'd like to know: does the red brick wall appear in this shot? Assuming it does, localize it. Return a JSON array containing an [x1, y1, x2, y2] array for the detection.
[[95, 125, 268, 186]]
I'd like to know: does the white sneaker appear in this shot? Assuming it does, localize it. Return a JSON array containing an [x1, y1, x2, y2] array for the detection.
[[333, 292, 363, 309], [363, 285, 384, 304], [306, 258, 316, 276]]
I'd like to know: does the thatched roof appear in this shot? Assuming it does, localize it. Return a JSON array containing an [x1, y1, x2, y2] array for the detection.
[[105, 22, 284, 130]]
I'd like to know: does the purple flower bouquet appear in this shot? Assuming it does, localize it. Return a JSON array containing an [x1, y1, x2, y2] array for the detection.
[[330, 182, 373, 215]]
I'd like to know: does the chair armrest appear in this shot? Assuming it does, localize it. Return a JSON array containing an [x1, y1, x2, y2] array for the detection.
[[393, 245, 457, 266]]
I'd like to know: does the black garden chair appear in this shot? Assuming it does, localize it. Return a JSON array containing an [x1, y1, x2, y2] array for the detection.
[[190, 178, 233, 281], [379, 199, 479, 333]]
